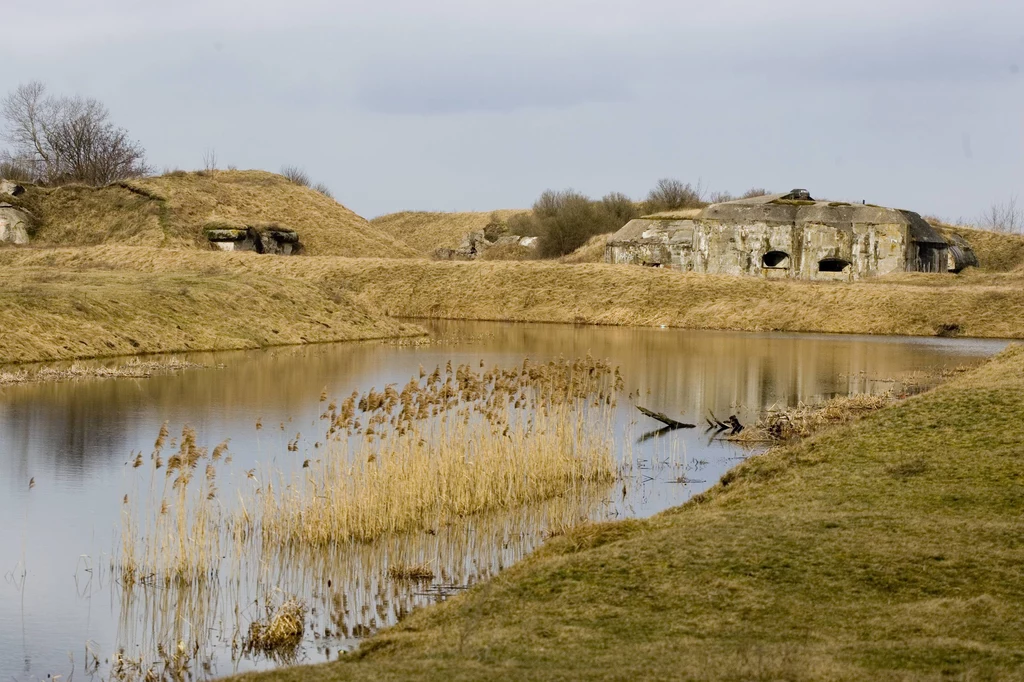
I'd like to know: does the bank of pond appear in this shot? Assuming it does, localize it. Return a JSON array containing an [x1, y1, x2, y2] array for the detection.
[[0, 321, 1007, 681]]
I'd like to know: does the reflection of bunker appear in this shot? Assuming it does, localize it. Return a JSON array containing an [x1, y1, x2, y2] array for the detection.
[[606, 190, 978, 281], [205, 224, 301, 255]]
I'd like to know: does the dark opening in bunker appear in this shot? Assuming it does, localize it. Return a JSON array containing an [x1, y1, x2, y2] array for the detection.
[[762, 251, 791, 268], [818, 258, 851, 273]]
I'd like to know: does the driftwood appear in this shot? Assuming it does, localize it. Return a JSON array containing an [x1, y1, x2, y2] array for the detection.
[[636, 406, 696, 429], [706, 410, 744, 435]]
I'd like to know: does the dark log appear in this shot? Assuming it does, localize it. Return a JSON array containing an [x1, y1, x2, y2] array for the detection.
[[636, 406, 696, 429]]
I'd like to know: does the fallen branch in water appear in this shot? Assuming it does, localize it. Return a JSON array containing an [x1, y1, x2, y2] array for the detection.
[[636, 405, 695, 429]]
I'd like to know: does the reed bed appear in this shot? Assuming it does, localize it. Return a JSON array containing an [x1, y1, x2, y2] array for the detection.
[[119, 423, 230, 587], [113, 486, 607, 678], [117, 355, 621, 587], [250, 355, 622, 546]]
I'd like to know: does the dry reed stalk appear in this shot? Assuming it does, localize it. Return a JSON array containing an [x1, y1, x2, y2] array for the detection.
[[244, 598, 306, 656], [115, 356, 622, 590], [248, 356, 622, 547], [731, 393, 894, 443], [387, 562, 435, 581]]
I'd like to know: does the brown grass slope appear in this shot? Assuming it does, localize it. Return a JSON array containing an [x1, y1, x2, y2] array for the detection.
[[10, 170, 418, 258], [0, 253, 420, 365], [331, 259, 1024, 339], [232, 345, 1024, 682], [3, 247, 1024, 349], [371, 210, 526, 256], [930, 223, 1024, 272]]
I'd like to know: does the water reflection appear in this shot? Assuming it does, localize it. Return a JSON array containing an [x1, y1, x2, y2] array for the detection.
[[0, 322, 1006, 681]]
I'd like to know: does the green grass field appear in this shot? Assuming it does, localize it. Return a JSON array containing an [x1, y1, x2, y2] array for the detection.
[[231, 345, 1024, 681]]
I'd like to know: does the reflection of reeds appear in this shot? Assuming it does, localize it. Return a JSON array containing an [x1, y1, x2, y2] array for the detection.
[[117, 355, 620, 585], [249, 355, 621, 547], [114, 488, 608, 678], [111, 356, 621, 677], [119, 422, 229, 587]]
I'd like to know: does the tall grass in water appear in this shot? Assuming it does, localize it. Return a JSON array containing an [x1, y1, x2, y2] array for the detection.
[[249, 355, 621, 546], [117, 355, 621, 586], [119, 423, 229, 586]]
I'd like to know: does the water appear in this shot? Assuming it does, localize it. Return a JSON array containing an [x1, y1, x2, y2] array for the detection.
[[0, 321, 1006, 680]]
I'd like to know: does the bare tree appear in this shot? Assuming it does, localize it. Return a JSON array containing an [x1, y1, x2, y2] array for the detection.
[[978, 195, 1022, 234], [1, 81, 150, 185], [645, 178, 706, 212], [202, 148, 218, 171]]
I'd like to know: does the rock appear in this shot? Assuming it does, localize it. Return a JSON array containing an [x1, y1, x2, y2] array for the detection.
[[518, 236, 539, 249], [0, 180, 25, 197], [0, 203, 31, 244]]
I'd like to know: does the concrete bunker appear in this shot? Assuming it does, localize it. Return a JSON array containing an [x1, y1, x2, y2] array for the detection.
[[204, 224, 302, 255], [762, 251, 790, 268], [606, 190, 978, 281]]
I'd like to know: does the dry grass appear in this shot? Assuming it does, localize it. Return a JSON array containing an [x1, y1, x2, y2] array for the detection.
[[386, 562, 436, 581], [3, 245, 1024, 369], [558, 233, 609, 264], [0, 357, 204, 385], [11, 170, 418, 257], [371, 210, 527, 256], [731, 393, 894, 442], [245, 598, 307, 657], [929, 222, 1024, 272], [641, 208, 703, 220], [0, 249, 420, 365]]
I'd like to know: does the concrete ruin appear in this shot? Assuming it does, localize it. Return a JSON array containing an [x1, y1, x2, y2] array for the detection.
[[204, 224, 302, 255], [606, 190, 977, 281], [434, 232, 539, 260], [0, 203, 31, 245]]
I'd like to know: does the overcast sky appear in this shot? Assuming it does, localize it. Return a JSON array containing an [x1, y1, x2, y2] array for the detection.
[[2, 0, 1021, 219]]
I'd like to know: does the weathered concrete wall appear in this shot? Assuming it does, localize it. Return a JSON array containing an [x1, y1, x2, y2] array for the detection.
[[205, 225, 300, 255], [0, 204, 31, 245], [607, 219, 939, 281]]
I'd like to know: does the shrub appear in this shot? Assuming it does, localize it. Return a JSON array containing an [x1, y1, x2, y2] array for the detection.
[[534, 190, 600, 258], [483, 211, 508, 241], [645, 178, 706, 213], [742, 187, 770, 199], [506, 211, 543, 238], [310, 181, 334, 199], [280, 165, 311, 187], [598, 192, 640, 229]]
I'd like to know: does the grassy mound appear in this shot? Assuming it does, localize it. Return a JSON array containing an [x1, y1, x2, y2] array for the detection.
[[558, 234, 609, 264], [0, 249, 420, 365], [10, 170, 418, 258], [232, 345, 1024, 681], [4, 247, 1024, 354], [371, 210, 526, 256], [929, 223, 1024, 272]]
